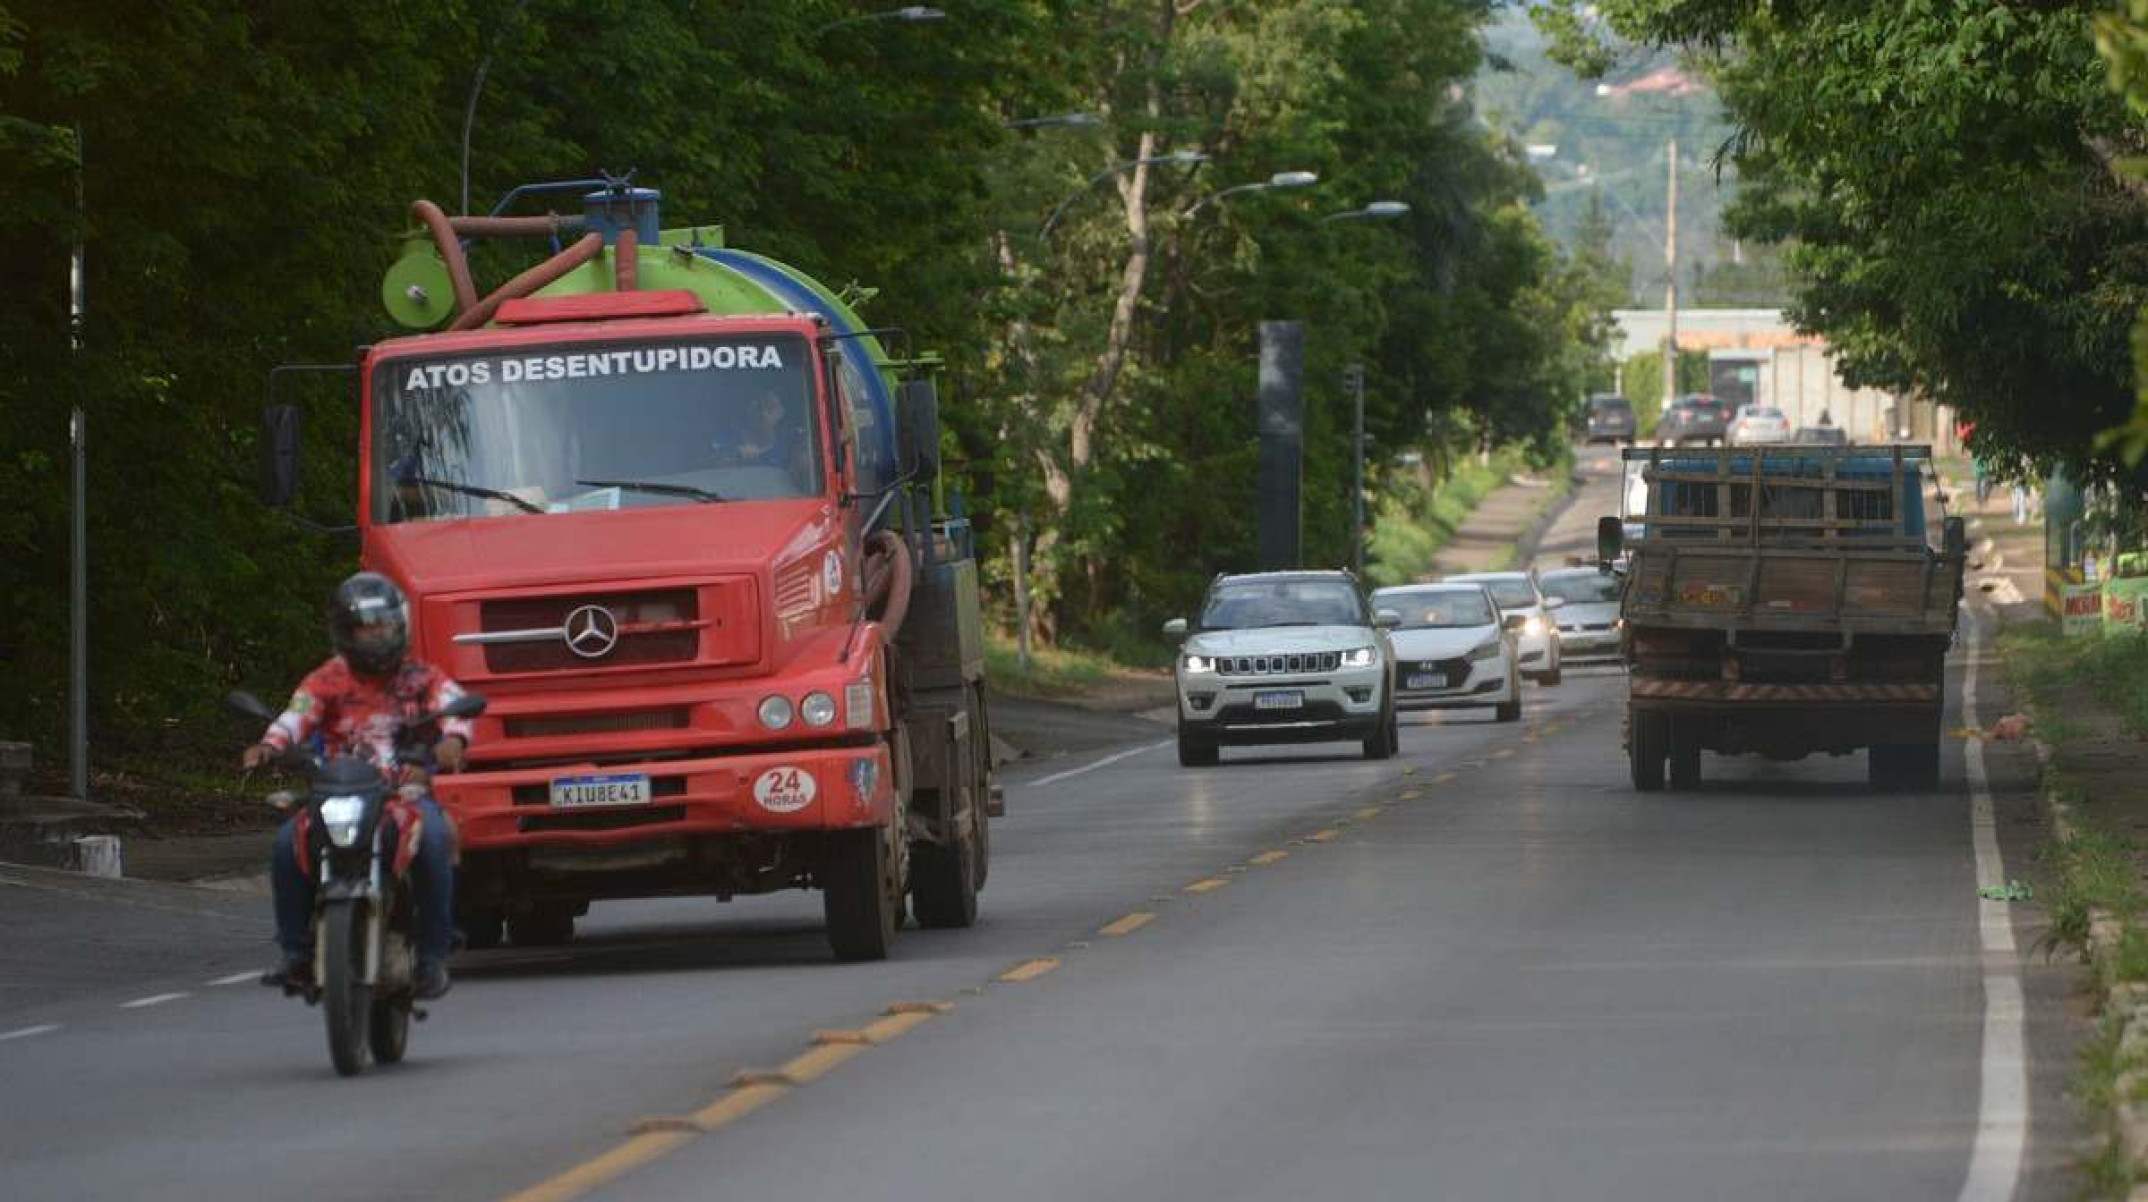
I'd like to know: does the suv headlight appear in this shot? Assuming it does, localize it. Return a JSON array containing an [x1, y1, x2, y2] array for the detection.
[[1521, 616, 1545, 637], [1181, 653, 1215, 674], [318, 795, 368, 848], [1339, 646, 1378, 668], [1467, 639, 1502, 661]]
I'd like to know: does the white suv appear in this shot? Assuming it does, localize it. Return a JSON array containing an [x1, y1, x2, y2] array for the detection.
[[1164, 571, 1399, 767]]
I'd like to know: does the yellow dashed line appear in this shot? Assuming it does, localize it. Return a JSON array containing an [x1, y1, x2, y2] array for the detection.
[[1398, 788, 1421, 801], [502, 1133, 697, 1202], [1099, 911, 1155, 937], [1354, 805, 1384, 821], [1249, 849, 1289, 866], [1305, 829, 1340, 843], [1432, 772, 1457, 784], [687, 1082, 788, 1130], [1491, 748, 1514, 759], [1183, 877, 1231, 894], [776, 1042, 866, 1084], [998, 957, 1061, 982]]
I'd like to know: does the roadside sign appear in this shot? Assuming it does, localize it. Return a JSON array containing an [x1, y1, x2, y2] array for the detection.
[[2061, 581, 2103, 636]]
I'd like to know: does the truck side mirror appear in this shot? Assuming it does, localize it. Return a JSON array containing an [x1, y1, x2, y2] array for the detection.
[[1942, 515, 1967, 559], [897, 379, 941, 485], [1596, 514, 1624, 569], [262, 404, 303, 509]]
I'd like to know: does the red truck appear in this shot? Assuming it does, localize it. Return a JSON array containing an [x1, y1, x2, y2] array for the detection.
[[262, 181, 995, 959]]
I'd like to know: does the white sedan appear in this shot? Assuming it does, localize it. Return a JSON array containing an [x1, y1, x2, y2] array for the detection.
[[1727, 404, 1792, 446], [1372, 583, 1521, 722]]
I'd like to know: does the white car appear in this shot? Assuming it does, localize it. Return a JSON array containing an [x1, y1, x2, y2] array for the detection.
[[1443, 570, 1561, 685], [1537, 567, 1623, 662], [1371, 583, 1521, 722], [1727, 404, 1792, 446], [1164, 571, 1399, 767]]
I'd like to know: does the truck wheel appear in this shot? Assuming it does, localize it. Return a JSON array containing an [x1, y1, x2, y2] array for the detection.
[[1668, 719, 1702, 790], [458, 909, 503, 952], [912, 732, 982, 931], [508, 903, 574, 947], [824, 823, 901, 961], [1177, 726, 1219, 768], [1630, 710, 1666, 792]]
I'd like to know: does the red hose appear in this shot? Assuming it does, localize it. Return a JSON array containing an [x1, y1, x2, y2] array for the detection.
[[447, 215, 573, 238], [615, 226, 638, 293], [863, 530, 914, 638], [410, 200, 479, 316], [449, 233, 604, 331]]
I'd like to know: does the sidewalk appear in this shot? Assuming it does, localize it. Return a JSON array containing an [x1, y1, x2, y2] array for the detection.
[[1428, 468, 1573, 577]]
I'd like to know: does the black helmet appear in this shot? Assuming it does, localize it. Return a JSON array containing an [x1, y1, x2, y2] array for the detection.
[[330, 572, 410, 677]]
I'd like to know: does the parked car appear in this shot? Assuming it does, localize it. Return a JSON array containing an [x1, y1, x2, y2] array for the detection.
[[1656, 393, 1731, 446], [1584, 394, 1637, 445], [1536, 567, 1624, 663], [1443, 570, 1562, 685], [1727, 404, 1793, 446], [1794, 424, 1849, 446], [1370, 583, 1521, 722], [1164, 571, 1399, 767]]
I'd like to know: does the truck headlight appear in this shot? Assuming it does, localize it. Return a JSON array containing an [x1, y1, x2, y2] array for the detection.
[[1468, 639, 1501, 661], [757, 695, 794, 730], [801, 691, 838, 727], [1181, 654, 1215, 673], [1339, 647, 1377, 668], [318, 795, 368, 848]]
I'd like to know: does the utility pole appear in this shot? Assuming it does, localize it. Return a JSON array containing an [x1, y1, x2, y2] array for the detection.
[[69, 125, 88, 801], [1661, 138, 1679, 411], [1345, 363, 1366, 577]]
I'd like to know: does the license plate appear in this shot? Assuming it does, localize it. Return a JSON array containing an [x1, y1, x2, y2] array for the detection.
[[549, 773, 652, 808], [1253, 690, 1303, 711], [1407, 673, 1445, 690]]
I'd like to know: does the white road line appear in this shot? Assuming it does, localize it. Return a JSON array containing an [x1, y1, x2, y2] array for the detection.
[[207, 971, 260, 987], [0, 1024, 59, 1043], [1956, 609, 2027, 1202], [119, 992, 189, 1010], [1027, 740, 1172, 789]]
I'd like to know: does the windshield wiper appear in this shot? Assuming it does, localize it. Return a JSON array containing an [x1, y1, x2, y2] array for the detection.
[[401, 476, 544, 515], [576, 479, 727, 504]]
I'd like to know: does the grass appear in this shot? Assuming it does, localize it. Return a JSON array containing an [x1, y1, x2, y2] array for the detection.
[[1365, 446, 1540, 588], [2000, 624, 2148, 741], [983, 632, 1152, 700]]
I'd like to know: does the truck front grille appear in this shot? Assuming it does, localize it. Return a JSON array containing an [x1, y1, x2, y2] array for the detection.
[[503, 708, 691, 739], [479, 589, 699, 673], [1219, 652, 1343, 676]]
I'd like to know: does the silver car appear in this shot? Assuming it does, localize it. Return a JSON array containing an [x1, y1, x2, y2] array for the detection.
[[1372, 583, 1521, 722], [1164, 571, 1399, 767], [1537, 567, 1624, 663], [1443, 570, 1562, 686]]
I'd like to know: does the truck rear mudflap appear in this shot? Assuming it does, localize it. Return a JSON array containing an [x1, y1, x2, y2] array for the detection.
[[439, 741, 895, 850]]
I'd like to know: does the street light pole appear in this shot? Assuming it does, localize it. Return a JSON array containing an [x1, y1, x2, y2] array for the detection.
[[1347, 363, 1366, 577], [813, 5, 945, 36], [1039, 150, 1208, 239], [1181, 170, 1318, 219], [1662, 138, 1679, 410]]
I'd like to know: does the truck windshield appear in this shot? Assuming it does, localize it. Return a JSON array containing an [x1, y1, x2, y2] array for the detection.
[[370, 334, 819, 524], [1200, 580, 1365, 630], [1373, 590, 1494, 629]]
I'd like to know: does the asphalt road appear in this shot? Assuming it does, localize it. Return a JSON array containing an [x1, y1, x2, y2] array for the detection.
[[0, 447, 2079, 1201]]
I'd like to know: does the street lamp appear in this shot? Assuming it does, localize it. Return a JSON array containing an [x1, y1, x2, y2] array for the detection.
[[1039, 149, 1210, 239], [813, 6, 945, 36], [1005, 112, 1103, 130], [1318, 200, 1410, 224], [1181, 170, 1319, 218]]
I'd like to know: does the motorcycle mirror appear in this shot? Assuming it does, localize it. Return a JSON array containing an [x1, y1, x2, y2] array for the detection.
[[431, 692, 487, 721], [225, 690, 276, 723]]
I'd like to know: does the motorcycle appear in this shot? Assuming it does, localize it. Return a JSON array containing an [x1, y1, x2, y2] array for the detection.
[[226, 688, 485, 1076]]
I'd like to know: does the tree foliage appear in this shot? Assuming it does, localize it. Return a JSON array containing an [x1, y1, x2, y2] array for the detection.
[[1542, 0, 2148, 492]]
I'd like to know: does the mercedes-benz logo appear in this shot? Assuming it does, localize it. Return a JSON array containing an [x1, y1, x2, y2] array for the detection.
[[562, 604, 621, 659]]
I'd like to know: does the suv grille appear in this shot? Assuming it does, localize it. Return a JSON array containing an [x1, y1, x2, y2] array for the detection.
[[1219, 652, 1343, 676]]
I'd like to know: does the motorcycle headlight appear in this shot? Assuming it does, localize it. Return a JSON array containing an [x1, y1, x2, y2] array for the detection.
[[1468, 639, 1502, 662], [318, 795, 368, 848], [801, 691, 838, 728], [1339, 646, 1378, 668], [757, 695, 794, 730], [1522, 616, 1545, 638], [1181, 653, 1215, 674]]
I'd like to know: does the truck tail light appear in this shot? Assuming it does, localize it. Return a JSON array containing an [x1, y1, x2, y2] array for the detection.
[[845, 680, 875, 729]]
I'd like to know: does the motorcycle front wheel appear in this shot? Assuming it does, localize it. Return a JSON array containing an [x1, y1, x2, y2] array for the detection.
[[320, 900, 372, 1077]]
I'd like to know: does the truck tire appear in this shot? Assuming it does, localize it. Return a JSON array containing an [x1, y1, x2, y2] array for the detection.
[[508, 903, 575, 947], [1630, 709, 1667, 792], [458, 908, 504, 952], [1178, 725, 1219, 768], [824, 823, 901, 961], [911, 720, 981, 930], [1668, 718, 1702, 790]]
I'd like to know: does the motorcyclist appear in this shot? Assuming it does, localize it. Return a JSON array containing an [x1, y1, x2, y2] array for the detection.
[[241, 572, 470, 999]]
